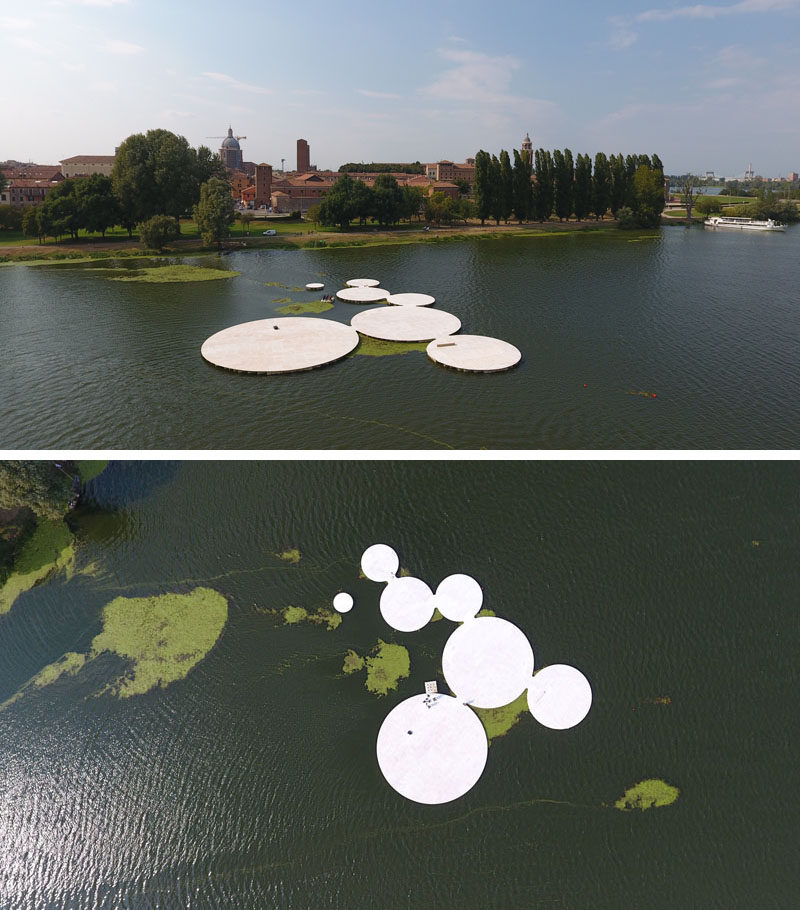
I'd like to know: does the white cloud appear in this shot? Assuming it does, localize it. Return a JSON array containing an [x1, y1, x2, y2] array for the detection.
[[201, 72, 272, 95], [89, 80, 117, 93], [103, 39, 144, 55], [608, 16, 638, 50], [13, 35, 53, 55], [0, 17, 34, 29], [421, 48, 521, 104], [357, 89, 402, 100], [713, 44, 766, 67], [636, 0, 798, 22], [706, 76, 745, 88]]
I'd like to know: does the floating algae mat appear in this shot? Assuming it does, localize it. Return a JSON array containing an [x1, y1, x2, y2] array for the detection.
[[2, 587, 228, 708], [280, 605, 341, 630], [275, 548, 301, 564], [472, 690, 529, 743], [614, 778, 680, 811], [276, 301, 334, 315], [108, 265, 239, 283], [343, 640, 410, 696], [0, 519, 75, 615], [351, 337, 428, 358]]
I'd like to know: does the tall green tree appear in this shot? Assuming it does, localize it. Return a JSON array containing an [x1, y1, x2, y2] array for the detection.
[[319, 174, 358, 230], [533, 149, 554, 221], [400, 185, 424, 222], [553, 149, 574, 221], [76, 174, 120, 237], [193, 177, 235, 245], [489, 155, 504, 224], [473, 150, 493, 225], [372, 174, 402, 226], [499, 150, 514, 224], [592, 152, 611, 219], [632, 164, 666, 227], [137, 214, 181, 250], [512, 149, 533, 223], [573, 153, 592, 221], [610, 154, 627, 217]]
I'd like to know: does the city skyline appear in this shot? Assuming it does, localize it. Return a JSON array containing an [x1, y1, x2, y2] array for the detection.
[[2, 0, 799, 177]]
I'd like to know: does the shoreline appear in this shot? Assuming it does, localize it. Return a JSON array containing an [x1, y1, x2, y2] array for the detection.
[[0, 218, 651, 264]]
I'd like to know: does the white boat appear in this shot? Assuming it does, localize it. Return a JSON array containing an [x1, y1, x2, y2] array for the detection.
[[704, 216, 785, 232]]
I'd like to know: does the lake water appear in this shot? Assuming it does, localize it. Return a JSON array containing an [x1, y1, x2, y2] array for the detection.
[[1, 226, 798, 449], [0, 461, 797, 908]]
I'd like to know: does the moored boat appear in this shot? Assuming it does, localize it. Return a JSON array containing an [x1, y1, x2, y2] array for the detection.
[[704, 216, 785, 232]]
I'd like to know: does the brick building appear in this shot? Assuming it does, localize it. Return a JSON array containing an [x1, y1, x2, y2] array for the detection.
[[60, 155, 115, 177], [297, 139, 310, 173]]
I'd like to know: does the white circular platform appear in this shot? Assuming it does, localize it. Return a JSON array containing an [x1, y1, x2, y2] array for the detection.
[[350, 307, 461, 342], [333, 592, 354, 613], [201, 318, 359, 374], [386, 293, 436, 307], [442, 616, 534, 709], [376, 694, 488, 804], [305, 282, 324, 291], [434, 574, 483, 623], [346, 278, 381, 288], [361, 544, 399, 583], [427, 335, 522, 373], [380, 576, 435, 632], [527, 664, 593, 730], [336, 287, 391, 303]]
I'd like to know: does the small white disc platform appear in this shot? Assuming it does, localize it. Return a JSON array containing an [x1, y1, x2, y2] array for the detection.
[[361, 544, 399, 583], [442, 616, 534, 709], [386, 293, 436, 307], [380, 576, 435, 632], [527, 664, 592, 730], [305, 282, 324, 291], [351, 307, 461, 342], [434, 574, 483, 623], [201, 318, 359, 374], [427, 335, 522, 373], [346, 278, 381, 288], [336, 287, 391, 303], [376, 694, 488, 804], [333, 592, 354, 613]]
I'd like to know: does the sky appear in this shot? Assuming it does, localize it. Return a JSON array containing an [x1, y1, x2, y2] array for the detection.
[[2, 0, 799, 177]]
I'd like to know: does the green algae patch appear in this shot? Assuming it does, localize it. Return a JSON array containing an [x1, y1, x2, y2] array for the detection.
[[108, 265, 238, 283], [76, 460, 109, 482], [276, 300, 334, 315], [280, 605, 341, 630], [472, 690, 529, 742], [276, 548, 301, 564], [352, 336, 428, 358], [2, 588, 228, 708], [431, 607, 445, 622], [0, 519, 75, 615], [476, 607, 497, 618], [342, 649, 365, 674], [364, 639, 410, 696], [614, 779, 680, 811]]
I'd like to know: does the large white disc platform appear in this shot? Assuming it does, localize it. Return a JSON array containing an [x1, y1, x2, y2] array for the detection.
[[305, 282, 324, 291], [527, 664, 592, 730], [351, 306, 461, 342], [386, 292, 436, 307], [434, 574, 483, 623], [376, 694, 488, 804], [442, 616, 534, 709], [346, 278, 380, 288], [201, 317, 359, 374], [427, 335, 522, 373], [336, 287, 391, 303], [360, 544, 399, 583], [380, 576, 435, 632]]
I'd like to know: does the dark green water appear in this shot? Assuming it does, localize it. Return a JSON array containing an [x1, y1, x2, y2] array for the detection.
[[1, 461, 797, 908], [1, 227, 799, 449]]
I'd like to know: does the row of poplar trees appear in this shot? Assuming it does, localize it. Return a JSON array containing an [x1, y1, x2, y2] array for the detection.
[[473, 149, 666, 227]]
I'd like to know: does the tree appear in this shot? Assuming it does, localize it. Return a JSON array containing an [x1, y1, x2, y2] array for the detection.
[[553, 149, 574, 221], [77, 173, 119, 237], [512, 149, 533, 223], [193, 177, 235, 245], [488, 155, 503, 224], [573, 153, 592, 221], [424, 191, 457, 226], [112, 130, 227, 234], [632, 164, 666, 227], [454, 177, 472, 197], [499, 150, 514, 224], [592, 152, 611, 220], [533, 149, 554, 222], [137, 214, 181, 250], [400, 185, 424, 222], [238, 211, 254, 234], [41, 179, 82, 240], [678, 174, 700, 220], [372, 174, 403, 226], [22, 206, 43, 243], [0, 205, 23, 231], [473, 150, 493, 225], [319, 174, 358, 230], [0, 462, 74, 520], [610, 154, 627, 217], [306, 204, 321, 226], [693, 196, 722, 217]]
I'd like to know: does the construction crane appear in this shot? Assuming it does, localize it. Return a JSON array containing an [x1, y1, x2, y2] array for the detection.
[[206, 134, 247, 142]]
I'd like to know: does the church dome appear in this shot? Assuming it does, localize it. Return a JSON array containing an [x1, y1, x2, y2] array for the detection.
[[221, 127, 240, 150]]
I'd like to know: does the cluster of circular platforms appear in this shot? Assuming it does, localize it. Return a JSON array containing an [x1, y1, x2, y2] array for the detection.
[[336, 543, 593, 805], [201, 274, 522, 375]]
